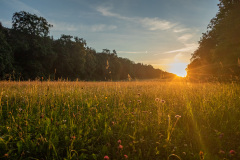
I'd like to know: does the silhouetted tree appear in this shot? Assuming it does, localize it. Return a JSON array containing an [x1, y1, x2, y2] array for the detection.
[[0, 11, 169, 81], [187, 0, 240, 81], [0, 23, 14, 79], [12, 11, 53, 37]]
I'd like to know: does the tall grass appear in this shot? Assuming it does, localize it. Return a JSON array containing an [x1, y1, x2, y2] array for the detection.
[[0, 81, 239, 159]]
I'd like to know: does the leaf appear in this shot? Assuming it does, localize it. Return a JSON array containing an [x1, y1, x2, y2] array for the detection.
[[128, 135, 135, 140], [17, 140, 23, 154], [92, 153, 97, 160], [80, 149, 88, 152]]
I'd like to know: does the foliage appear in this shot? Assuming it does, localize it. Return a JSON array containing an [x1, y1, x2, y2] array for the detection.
[[0, 11, 171, 81], [0, 23, 14, 79], [187, 0, 240, 81], [12, 11, 53, 37]]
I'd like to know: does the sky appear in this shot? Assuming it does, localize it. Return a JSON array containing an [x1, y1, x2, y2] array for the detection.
[[0, 0, 219, 76]]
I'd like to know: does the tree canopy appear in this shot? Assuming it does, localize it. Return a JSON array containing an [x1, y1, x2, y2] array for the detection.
[[12, 11, 53, 37], [0, 11, 173, 81], [187, 0, 240, 82]]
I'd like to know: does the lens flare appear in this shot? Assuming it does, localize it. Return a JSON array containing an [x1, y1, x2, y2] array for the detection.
[[169, 62, 188, 77]]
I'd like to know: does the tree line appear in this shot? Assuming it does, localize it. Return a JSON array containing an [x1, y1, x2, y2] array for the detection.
[[0, 11, 174, 81], [187, 0, 240, 82]]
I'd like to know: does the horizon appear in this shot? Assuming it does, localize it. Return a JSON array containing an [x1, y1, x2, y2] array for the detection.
[[0, 0, 219, 77]]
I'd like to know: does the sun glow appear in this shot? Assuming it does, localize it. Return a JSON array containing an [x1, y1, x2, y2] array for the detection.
[[169, 62, 188, 77]]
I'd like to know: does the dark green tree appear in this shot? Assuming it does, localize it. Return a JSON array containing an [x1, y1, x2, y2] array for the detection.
[[0, 11, 167, 81], [84, 47, 97, 80], [10, 11, 55, 79], [0, 23, 14, 79], [187, 0, 240, 81], [12, 11, 53, 37]]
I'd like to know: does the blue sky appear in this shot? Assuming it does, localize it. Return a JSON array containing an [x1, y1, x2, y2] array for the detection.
[[0, 0, 219, 76]]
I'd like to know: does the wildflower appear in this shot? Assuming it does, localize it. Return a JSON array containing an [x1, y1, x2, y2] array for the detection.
[[71, 136, 76, 140], [104, 155, 109, 160], [124, 155, 128, 159], [199, 151, 204, 160], [19, 108, 23, 112], [219, 133, 224, 138], [219, 150, 225, 154], [175, 115, 181, 118], [137, 100, 142, 103], [4, 153, 8, 158], [112, 121, 115, 125], [118, 139, 121, 144], [118, 144, 123, 150], [229, 150, 236, 156], [155, 98, 159, 102], [161, 99, 165, 103]]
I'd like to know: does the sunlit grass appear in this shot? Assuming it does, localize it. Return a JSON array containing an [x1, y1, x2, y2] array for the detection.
[[0, 80, 239, 159]]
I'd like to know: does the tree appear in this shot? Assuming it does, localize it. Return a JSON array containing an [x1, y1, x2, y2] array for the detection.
[[12, 11, 53, 37], [10, 11, 55, 79], [71, 37, 86, 78], [0, 23, 14, 79], [187, 0, 240, 81], [84, 48, 97, 80], [0, 11, 167, 81]]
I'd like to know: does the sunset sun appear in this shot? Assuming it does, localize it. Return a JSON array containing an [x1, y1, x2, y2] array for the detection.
[[170, 62, 188, 77]]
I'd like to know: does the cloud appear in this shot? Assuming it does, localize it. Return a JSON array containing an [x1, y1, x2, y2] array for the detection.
[[177, 34, 194, 43], [165, 43, 198, 54], [140, 17, 176, 31], [173, 27, 189, 33], [96, 6, 177, 31], [91, 24, 117, 32], [96, 6, 130, 20], [50, 20, 117, 33], [50, 21, 79, 32], [3, 0, 41, 15]]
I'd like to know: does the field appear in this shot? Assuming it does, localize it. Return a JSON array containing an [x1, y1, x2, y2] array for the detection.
[[0, 81, 240, 160]]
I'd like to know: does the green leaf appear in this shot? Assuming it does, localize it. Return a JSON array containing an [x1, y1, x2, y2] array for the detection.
[[17, 140, 23, 154], [92, 153, 97, 160]]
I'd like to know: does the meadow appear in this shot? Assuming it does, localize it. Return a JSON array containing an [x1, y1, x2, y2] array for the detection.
[[0, 80, 239, 160]]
